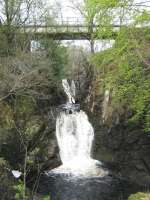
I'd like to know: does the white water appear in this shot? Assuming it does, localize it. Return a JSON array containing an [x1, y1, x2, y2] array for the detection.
[[51, 79, 108, 177], [56, 111, 93, 164], [62, 79, 76, 104], [53, 110, 108, 177]]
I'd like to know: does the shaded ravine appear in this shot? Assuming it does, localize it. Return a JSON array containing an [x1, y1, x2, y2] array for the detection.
[[37, 79, 142, 200]]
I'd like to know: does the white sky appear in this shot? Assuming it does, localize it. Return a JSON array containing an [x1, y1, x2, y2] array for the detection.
[[50, 0, 150, 19], [49, 0, 83, 20]]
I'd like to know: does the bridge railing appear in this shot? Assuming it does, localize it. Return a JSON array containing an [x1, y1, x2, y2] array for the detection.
[[22, 17, 127, 35], [25, 16, 133, 27], [25, 17, 86, 26], [2, 16, 149, 40], [22, 25, 90, 35]]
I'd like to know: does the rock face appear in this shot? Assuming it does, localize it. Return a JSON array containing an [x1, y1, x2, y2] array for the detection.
[[93, 121, 150, 187]]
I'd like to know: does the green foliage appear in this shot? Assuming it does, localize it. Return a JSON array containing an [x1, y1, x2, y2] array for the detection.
[[92, 27, 150, 131], [13, 179, 35, 200], [14, 180, 26, 200], [135, 10, 150, 24], [15, 96, 36, 116], [0, 157, 7, 166], [128, 192, 150, 200], [0, 101, 14, 128], [42, 195, 51, 200], [85, 0, 120, 9], [39, 39, 68, 80], [84, 0, 128, 41]]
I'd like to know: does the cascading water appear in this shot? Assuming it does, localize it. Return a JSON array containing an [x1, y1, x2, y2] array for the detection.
[[52, 79, 108, 177], [38, 80, 136, 200]]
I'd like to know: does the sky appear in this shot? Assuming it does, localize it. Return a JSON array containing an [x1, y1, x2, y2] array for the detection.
[[50, 0, 150, 19], [49, 0, 83, 20]]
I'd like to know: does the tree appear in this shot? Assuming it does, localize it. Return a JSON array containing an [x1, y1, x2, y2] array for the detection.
[[0, 0, 50, 55]]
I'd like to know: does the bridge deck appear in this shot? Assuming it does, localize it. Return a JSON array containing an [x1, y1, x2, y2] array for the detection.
[[0, 24, 119, 40], [1, 23, 147, 40], [21, 24, 119, 40]]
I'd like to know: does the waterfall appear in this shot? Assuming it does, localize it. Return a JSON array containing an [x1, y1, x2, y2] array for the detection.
[[51, 79, 108, 177], [57, 111, 93, 163]]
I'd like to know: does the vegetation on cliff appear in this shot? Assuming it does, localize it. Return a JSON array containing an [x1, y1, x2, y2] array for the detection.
[[92, 28, 150, 131], [85, 0, 150, 132]]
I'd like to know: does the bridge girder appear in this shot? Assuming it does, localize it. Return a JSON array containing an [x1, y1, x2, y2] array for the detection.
[[32, 32, 117, 40]]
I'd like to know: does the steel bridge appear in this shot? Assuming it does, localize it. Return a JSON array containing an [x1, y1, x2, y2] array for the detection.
[[18, 18, 123, 40], [22, 24, 119, 40], [1, 17, 147, 40]]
